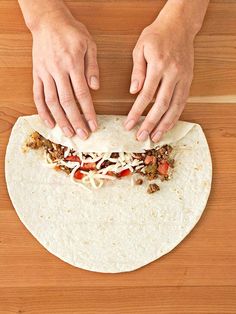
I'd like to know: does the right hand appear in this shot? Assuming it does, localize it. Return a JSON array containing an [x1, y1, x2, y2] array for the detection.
[[32, 12, 99, 139]]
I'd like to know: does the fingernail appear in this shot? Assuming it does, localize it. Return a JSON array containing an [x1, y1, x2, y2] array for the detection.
[[130, 80, 139, 94], [124, 119, 135, 130], [76, 128, 88, 140], [44, 119, 54, 129], [62, 126, 74, 138], [152, 130, 163, 143], [90, 76, 99, 90], [88, 120, 97, 132], [137, 130, 149, 141]]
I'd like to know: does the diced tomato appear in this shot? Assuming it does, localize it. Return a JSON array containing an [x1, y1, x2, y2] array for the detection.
[[80, 162, 96, 171], [144, 155, 157, 165], [117, 169, 131, 177], [157, 161, 169, 175], [65, 155, 80, 162], [74, 170, 84, 180]]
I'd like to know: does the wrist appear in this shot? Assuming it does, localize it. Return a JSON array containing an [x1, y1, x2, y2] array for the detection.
[[169, 1, 206, 35], [148, 15, 195, 44], [29, 9, 74, 33], [154, 0, 209, 39], [18, 0, 75, 33]]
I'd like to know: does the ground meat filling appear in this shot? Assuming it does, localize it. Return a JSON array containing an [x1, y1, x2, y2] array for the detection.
[[25, 132, 174, 193], [25, 132, 45, 149], [147, 183, 160, 194], [25, 132, 70, 175], [135, 178, 143, 185]]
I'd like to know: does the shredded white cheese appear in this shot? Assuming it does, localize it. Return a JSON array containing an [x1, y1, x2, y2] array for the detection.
[[59, 160, 80, 168], [63, 147, 70, 158], [43, 146, 171, 191], [135, 165, 144, 170], [96, 153, 111, 169]]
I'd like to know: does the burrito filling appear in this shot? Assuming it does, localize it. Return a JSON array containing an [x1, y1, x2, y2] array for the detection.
[[24, 132, 175, 192]]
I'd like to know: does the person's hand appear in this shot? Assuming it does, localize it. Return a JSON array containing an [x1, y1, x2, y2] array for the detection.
[[32, 12, 99, 139], [125, 14, 194, 142]]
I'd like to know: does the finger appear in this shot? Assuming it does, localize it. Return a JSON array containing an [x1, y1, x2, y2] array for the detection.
[[125, 62, 161, 131], [130, 46, 146, 94], [136, 75, 177, 141], [43, 74, 74, 137], [54, 73, 89, 140], [33, 74, 55, 128], [85, 43, 100, 90], [151, 80, 189, 142], [70, 68, 97, 132]]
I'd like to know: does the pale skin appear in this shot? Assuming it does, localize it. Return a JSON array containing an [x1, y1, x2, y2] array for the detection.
[[18, 0, 209, 142]]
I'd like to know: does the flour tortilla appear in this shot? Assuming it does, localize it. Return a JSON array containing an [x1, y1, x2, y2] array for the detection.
[[25, 114, 194, 152], [5, 115, 212, 273]]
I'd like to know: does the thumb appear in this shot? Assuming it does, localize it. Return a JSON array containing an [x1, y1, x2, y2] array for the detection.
[[130, 48, 146, 94], [85, 44, 100, 90]]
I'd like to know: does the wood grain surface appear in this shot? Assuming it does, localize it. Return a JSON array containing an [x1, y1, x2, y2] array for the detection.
[[0, 1, 236, 313]]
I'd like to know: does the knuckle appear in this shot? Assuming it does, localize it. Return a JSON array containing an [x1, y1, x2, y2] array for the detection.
[[134, 110, 143, 118], [82, 106, 95, 118], [74, 88, 90, 99], [57, 120, 69, 129], [150, 71, 160, 82], [52, 56, 61, 66], [33, 67, 41, 77], [159, 121, 171, 131], [33, 93, 43, 104], [179, 103, 186, 111], [151, 60, 164, 73], [157, 52, 166, 62], [133, 63, 144, 71], [141, 27, 150, 37], [37, 108, 48, 118], [130, 107, 143, 119], [64, 54, 75, 69], [60, 95, 75, 107], [140, 90, 153, 103], [157, 62, 165, 73], [153, 56, 165, 66], [33, 63, 46, 74], [46, 103, 58, 112], [173, 102, 184, 109], [84, 114, 95, 122], [52, 113, 68, 126], [173, 112, 181, 122], [158, 99, 169, 111], [89, 42, 97, 54], [171, 61, 182, 74], [45, 95, 58, 106], [69, 117, 83, 128], [60, 102, 73, 109], [51, 53, 68, 67], [133, 66, 145, 78], [67, 112, 84, 126], [145, 40, 156, 52], [87, 62, 99, 73], [76, 40, 87, 54], [145, 117, 157, 129]]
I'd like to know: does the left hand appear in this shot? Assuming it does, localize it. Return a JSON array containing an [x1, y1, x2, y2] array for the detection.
[[124, 17, 194, 142]]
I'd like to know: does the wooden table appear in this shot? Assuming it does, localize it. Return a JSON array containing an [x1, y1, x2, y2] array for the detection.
[[0, 1, 236, 313]]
